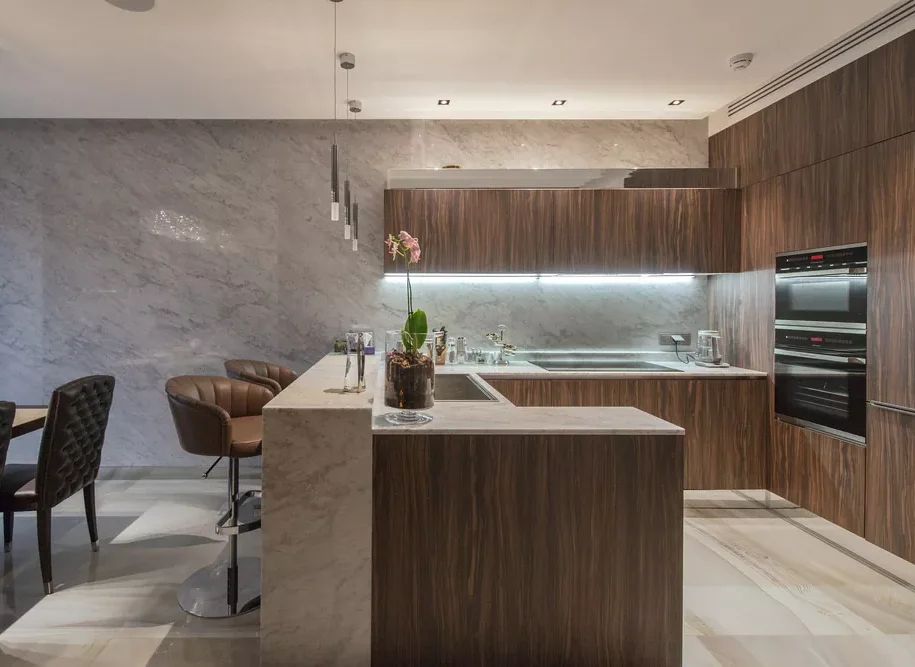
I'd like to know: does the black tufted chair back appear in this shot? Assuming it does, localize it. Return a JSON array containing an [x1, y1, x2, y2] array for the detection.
[[36, 376, 116, 508], [0, 402, 13, 483]]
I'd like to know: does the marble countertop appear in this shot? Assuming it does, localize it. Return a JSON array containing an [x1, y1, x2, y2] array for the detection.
[[471, 359, 768, 379], [267, 355, 685, 436]]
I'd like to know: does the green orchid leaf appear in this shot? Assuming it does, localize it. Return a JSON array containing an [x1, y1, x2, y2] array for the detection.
[[403, 309, 428, 352]]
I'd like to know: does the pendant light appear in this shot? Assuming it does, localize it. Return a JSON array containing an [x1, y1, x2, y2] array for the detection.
[[342, 55, 354, 240], [329, 0, 343, 222], [348, 99, 362, 252]]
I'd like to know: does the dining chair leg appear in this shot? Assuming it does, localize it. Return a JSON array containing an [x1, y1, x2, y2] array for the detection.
[[3, 512, 12, 553], [37, 508, 52, 595], [83, 484, 100, 552]]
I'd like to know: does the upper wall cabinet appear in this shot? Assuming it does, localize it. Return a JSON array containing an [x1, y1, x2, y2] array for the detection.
[[710, 58, 869, 186], [773, 59, 869, 176], [384, 188, 741, 274], [383, 189, 553, 273], [777, 149, 868, 253], [869, 30, 915, 143], [708, 104, 779, 188], [551, 189, 740, 274]]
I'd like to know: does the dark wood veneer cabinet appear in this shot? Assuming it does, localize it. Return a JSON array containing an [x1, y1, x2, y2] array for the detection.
[[867, 132, 915, 407], [384, 188, 740, 274], [708, 104, 780, 187], [868, 29, 915, 143], [485, 377, 767, 490], [865, 404, 915, 563], [772, 59, 869, 176], [771, 421, 865, 535], [383, 189, 552, 273], [777, 149, 868, 253]]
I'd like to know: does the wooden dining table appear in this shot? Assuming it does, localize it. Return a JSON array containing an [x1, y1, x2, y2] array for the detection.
[[11, 406, 48, 439]]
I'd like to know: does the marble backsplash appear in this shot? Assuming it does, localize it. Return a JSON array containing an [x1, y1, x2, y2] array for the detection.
[[0, 119, 708, 465]]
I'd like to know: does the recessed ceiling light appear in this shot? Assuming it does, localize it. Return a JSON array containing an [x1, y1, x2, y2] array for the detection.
[[668, 99, 685, 106], [438, 99, 451, 106], [552, 99, 567, 106]]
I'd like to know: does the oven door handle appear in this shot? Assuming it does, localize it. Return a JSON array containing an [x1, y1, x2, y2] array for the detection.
[[775, 268, 867, 278], [774, 348, 866, 364]]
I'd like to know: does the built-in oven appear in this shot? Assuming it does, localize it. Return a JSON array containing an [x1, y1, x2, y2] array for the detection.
[[775, 244, 867, 329], [774, 327, 866, 444]]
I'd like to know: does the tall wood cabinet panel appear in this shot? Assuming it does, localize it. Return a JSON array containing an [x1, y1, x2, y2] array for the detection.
[[777, 149, 868, 253], [867, 132, 915, 407], [771, 420, 865, 536], [868, 30, 915, 143], [383, 189, 552, 273], [773, 59, 869, 175], [865, 404, 915, 563]]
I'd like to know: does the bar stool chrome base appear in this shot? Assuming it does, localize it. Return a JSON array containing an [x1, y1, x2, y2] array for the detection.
[[178, 556, 261, 618]]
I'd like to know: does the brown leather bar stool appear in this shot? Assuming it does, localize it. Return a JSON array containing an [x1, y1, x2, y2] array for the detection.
[[165, 375, 273, 618], [224, 359, 297, 395], [0, 376, 116, 594]]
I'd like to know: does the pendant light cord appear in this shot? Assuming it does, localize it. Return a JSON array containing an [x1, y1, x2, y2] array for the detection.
[[345, 69, 350, 179], [333, 1, 338, 143]]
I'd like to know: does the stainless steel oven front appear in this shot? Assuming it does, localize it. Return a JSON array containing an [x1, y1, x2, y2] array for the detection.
[[775, 244, 867, 329], [774, 327, 867, 444]]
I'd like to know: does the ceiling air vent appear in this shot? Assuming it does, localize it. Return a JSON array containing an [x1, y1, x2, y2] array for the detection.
[[728, 0, 915, 117]]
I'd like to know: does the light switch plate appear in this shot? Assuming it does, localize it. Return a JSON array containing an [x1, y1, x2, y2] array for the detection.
[[659, 333, 692, 346]]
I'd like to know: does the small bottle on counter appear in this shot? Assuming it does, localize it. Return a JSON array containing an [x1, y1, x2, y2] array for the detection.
[[456, 337, 466, 364], [446, 337, 457, 364]]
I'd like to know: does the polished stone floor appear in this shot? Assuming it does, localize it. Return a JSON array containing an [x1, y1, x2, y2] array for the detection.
[[1, 475, 914, 666]]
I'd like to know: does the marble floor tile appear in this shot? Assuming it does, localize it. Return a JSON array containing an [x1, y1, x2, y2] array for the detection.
[[1, 476, 914, 666]]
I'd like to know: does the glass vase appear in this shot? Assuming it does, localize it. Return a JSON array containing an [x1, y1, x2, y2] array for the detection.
[[384, 330, 434, 425]]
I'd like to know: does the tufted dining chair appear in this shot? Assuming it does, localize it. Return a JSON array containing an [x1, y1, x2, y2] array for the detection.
[[0, 376, 116, 594], [224, 359, 297, 396], [0, 402, 14, 482]]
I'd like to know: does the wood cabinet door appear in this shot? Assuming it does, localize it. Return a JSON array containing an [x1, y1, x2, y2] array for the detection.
[[770, 420, 865, 536], [866, 403, 915, 563], [708, 105, 779, 188], [777, 150, 868, 253], [867, 133, 915, 407], [868, 30, 915, 144], [552, 189, 739, 273], [773, 59, 869, 175], [383, 189, 552, 273]]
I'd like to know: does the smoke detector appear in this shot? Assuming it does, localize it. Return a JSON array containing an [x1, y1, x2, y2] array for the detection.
[[729, 53, 754, 71]]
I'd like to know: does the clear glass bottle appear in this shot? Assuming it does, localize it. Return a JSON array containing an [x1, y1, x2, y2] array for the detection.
[[446, 337, 457, 364]]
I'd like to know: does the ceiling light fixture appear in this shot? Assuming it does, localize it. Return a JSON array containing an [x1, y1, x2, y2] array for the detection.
[[438, 99, 451, 106], [552, 100, 567, 106], [668, 99, 685, 106]]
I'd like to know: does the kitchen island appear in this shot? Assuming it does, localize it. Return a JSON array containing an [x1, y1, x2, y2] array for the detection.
[[262, 355, 686, 667]]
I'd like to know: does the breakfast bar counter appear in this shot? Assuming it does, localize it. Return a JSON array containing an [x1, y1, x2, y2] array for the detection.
[[262, 355, 686, 667]]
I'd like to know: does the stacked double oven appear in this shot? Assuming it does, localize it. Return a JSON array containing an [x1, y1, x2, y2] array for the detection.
[[774, 244, 867, 445]]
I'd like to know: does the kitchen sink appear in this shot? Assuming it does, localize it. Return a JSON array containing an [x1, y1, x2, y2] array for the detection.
[[530, 360, 683, 372], [434, 374, 499, 401]]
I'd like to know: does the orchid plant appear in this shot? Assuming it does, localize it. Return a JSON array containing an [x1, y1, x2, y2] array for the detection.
[[386, 231, 428, 355]]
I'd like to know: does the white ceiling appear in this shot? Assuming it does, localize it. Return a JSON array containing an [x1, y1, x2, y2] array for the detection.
[[0, 0, 901, 119]]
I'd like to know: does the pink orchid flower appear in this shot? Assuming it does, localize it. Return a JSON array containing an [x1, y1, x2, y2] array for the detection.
[[409, 247, 421, 263]]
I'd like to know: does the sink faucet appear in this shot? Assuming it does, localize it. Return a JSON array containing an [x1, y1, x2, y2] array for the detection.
[[485, 324, 517, 365]]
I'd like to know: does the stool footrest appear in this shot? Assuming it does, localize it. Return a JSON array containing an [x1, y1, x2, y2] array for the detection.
[[215, 490, 262, 536]]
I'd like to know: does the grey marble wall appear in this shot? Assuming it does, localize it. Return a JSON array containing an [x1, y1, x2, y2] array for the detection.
[[0, 119, 708, 465]]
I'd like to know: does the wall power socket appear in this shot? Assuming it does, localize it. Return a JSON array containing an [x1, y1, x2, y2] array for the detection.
[[659, 333, 692, 346]]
